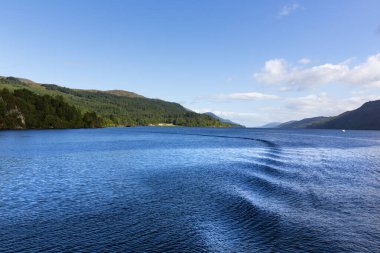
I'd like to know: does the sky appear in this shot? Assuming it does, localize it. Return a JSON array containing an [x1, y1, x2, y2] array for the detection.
[[1, 0, 380, 127]]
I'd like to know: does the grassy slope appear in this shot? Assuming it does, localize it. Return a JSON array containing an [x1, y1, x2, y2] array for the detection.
[[0, 76, 232, 127]]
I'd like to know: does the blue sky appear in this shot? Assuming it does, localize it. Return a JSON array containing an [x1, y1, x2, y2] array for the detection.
[[1, 0, 380, 126]]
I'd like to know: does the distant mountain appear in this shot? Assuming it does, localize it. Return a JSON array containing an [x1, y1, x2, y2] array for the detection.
[[278, 117, 331, 129], [203, 112, 244, 127], [260, 122, 282, 128], [310, 100, 380, 130], [0, 76, 234, 128], [277, 100, 380, 130]]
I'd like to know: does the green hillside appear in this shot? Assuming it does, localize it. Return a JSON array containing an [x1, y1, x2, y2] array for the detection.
[[0, 76, 233, 127], [0, 88, 102, 129]]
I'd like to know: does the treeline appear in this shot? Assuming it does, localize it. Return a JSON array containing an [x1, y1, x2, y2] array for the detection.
[[0, 77, 236, 127], [102, 111, 231, 127], [0, 88, 102, 129], [42, 84, 233, 127]]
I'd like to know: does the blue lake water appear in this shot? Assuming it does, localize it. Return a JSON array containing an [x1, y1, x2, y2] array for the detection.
[[0, 127, 379, 252]]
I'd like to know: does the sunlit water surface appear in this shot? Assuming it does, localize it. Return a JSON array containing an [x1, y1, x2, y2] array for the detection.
[[0, 127, 379, 252]]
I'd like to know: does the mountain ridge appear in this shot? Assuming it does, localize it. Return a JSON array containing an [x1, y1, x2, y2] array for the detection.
[[259, 122, 282, 128], [278, 116, 331, 129], [0, 76, 233, 128], [276, 100, 380, 130], [203, 112, 244, 127]]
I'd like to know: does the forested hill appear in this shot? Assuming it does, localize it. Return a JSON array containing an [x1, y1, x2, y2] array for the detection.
[[277, 100, 380, 130], [204, 112, 244, 127], [278, 117, 331, 129], [0, 76, 234, 127], [0, 88, 102, 129], [309, 100, 380, 130]]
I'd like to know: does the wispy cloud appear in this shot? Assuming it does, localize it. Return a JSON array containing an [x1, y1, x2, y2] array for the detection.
[[254, 53, 380, 90], [298, 58, 311, 65], [258, 93, 380, 126], [278, 3, 302, 18], [193, 108, 273, 127], [192, 92, 380, 127], [211, 92, 278, 101], [284, 93, 380, 118], [204, 110, 260, 118]]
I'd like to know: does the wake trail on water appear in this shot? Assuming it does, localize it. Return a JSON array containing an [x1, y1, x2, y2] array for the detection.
[[137, 130, 337, 252], [1, 129, 379, 252], [145, 131, 279, 148]]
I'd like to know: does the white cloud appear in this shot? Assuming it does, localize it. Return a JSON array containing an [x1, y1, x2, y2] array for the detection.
[[345, 54, 380, 87], [285, 93, 380, 118], [286, 93, 344, 116], [278, 3, 302, 17], [213, 92, 278, 101], [255, 93, 380, 127], [211, 111, 261, 118], [254, 53, 380, 89], [298, 58, 311, 65], [198, 92, 278, 102], [193, 108, 274, 127], [192, 92, 380, 127]]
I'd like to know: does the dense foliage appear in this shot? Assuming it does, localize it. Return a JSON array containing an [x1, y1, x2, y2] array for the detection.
[[0, 88, 102, 129], [0, 77, 234, 127]]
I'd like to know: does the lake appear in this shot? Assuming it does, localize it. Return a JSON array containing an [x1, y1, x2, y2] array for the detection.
[[0, 127, 379, 252]]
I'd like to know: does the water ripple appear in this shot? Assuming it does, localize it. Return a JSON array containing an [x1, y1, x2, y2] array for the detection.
[[0, 127, 379, 252]]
